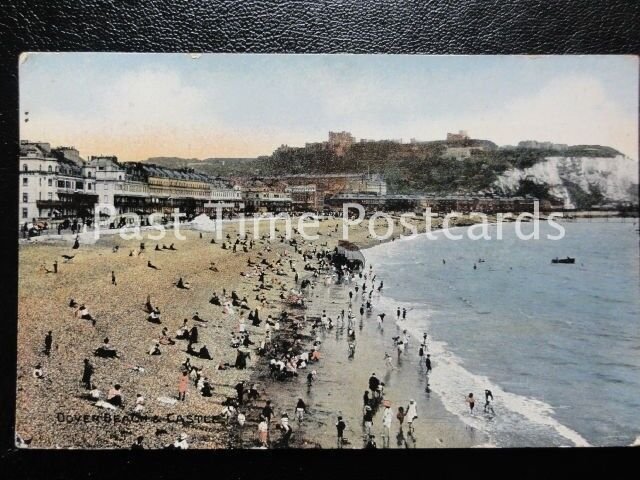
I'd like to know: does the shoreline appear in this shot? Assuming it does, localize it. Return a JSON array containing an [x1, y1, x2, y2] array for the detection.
[[15, 213, 494, 449], [359, 221, 621, 448], [227, 218, 494, 449], [239, 273, 489, 449]]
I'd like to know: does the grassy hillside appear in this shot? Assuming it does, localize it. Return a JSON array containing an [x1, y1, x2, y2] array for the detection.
[[138, 143, 621, 195]]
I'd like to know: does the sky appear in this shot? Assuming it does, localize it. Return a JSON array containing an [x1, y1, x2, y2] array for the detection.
[[19, 53, 639, 161]]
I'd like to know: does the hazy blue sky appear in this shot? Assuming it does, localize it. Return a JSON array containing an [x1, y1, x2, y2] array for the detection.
[[20, 53, 638, 160]]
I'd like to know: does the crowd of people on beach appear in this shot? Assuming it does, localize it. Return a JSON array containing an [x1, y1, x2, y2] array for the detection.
[[26, 215, 496, 449]]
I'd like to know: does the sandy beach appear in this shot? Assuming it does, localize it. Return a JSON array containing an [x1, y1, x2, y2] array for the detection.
[[17, 213, 489, 449]]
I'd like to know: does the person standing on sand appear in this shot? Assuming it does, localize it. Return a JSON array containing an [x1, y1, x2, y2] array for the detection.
[[258, 416, 269, 447], [396, 307, 401, 320], [363, 390, 370, 411], [425, 354, 432, 373], [111, 271, 116, 286], [235, 381, 245, 405], [363, 405, 373, 435], [405, 400, 418, 434], [402, 308, 407, 320], [295, 398, 307, 422], [81, 358, 94, 389], [44, 331, 53, 356], [262, 400, 274, 430], [384, 352, 394, 369], [279, 414, 292, 448], [368, 373, 380, 398], [382, 403, 393, 447], [336, 416, 346, 448], [178, 371, 188, 401], [396, 406, 405, 429]]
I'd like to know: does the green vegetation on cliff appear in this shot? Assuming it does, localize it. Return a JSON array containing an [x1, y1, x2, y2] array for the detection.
[[139, 142, 620, 195]]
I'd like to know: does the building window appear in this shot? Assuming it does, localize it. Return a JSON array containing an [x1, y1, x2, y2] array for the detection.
[[48, 179, 52, 186], [23, 164, 28, 172], [23, 193, 28, 203], [48, 192, 52, 200], [22, 208, 28, 219], [76, 181, 83, 190], [48, 165, 52, 172], [22, 177, 28, 186], [87, 171, 92, 178], [88, 183, 92, 190]]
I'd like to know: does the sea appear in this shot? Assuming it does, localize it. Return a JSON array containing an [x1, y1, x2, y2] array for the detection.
[[364, 219, 640, 447]]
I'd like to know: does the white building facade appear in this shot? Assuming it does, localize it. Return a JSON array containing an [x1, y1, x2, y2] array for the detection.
[[19, 142, 97, 223]]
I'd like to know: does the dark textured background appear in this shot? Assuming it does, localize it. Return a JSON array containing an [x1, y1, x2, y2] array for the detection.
[[1, 0, 640, 53], [0, 1, 638, 478]]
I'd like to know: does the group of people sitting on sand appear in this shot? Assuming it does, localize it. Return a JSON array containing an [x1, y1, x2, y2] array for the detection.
[[154, 243, 177, 251]]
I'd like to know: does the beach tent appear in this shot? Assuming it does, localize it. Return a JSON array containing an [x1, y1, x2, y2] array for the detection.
[[334, 240, 365, 270], [191, 213, 217, 232]]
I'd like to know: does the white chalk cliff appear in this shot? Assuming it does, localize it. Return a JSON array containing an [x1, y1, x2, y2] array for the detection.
[[493, 155, 639, 209]]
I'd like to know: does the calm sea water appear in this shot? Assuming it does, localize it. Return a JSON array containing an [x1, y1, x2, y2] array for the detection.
[[364, 219, 640, 447]]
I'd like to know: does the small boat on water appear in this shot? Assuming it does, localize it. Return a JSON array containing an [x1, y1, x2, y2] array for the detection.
[[552, 257, 575, 264]]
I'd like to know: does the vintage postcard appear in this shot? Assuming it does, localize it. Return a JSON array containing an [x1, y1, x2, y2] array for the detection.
[[16, 53, 639, 449]]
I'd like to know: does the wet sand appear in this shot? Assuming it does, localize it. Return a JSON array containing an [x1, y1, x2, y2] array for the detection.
[[16, 213, 487, 449], [235, 267, 487, 449]]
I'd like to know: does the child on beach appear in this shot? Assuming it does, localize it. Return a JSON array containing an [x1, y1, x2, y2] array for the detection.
[[484, 390, 495, 415], [396, 406, 405, 429], [406, 400, 418, 434], [336, 416, 346, 448], [363, 405, 373, 435], [382, 403, 393, 446], [258, 417, 269, 447], [384, 352, 394, 369], [134, 394, 145, 413], [279, 414, 292, 447], [466, 393, 475, 414], [178, 371, 188, 401], [296, 398, 307, 422]]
